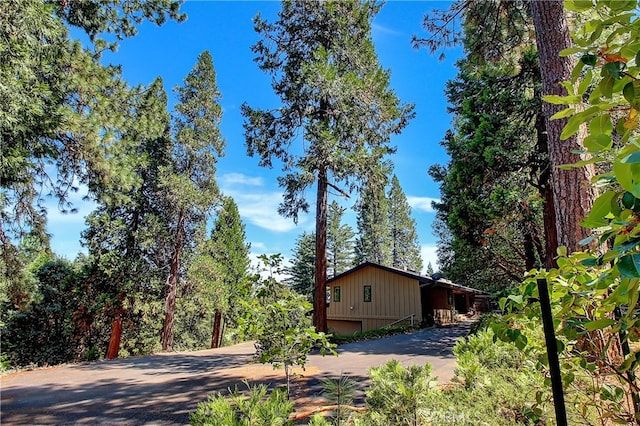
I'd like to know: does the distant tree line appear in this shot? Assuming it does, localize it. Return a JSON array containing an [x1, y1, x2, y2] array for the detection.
[[287, 174, 424, 301]]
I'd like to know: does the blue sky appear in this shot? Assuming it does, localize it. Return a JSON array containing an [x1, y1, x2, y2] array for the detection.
[[47, 1, 462, 272]]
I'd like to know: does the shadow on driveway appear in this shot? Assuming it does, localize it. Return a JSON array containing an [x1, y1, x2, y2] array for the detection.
[[1, 320, 473, 425]]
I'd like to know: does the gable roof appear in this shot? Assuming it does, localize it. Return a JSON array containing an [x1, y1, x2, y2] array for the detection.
[[327, 261, 489, 295]]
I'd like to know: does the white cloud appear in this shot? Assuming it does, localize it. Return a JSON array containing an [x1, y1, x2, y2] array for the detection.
[[232, 191, 301, 232], [372, 23, 402, 36], [219, 172, 264, 187], [421, 244, 439, 273], [220, 173, 307, 233], [407, 196, 439, 213]]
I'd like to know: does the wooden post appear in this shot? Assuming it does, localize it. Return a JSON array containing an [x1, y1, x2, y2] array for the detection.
[[537, 278, 567, 426]]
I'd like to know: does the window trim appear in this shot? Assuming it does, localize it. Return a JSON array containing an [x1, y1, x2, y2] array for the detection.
[[364, 285, 372, 302], [333, 286, 341, 303]]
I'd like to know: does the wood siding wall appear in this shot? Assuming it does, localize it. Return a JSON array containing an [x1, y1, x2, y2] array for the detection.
[[327, 267, 422, 333]]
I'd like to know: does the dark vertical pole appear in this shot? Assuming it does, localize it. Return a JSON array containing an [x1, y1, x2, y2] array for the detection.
[[537, 278, 567, 426]]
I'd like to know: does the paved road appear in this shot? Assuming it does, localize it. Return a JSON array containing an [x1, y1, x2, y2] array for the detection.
[[1, 320, 472, 425]]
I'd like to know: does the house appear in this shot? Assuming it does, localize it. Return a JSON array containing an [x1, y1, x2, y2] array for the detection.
[[326, 262, 490, 335]]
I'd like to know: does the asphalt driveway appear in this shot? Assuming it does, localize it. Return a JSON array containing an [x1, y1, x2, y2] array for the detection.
[[1, 320, 473, 425]]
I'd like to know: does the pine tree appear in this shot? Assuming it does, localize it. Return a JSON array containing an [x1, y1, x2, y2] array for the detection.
[[82, 78, 174, 359], [355, 174, 392, 266], [387, 175, 423, 272], [242, 1, 413, 332], [286, 232, 316, 299], [1, 0, 183, 244], [327, 201, 355, 278], [161, 51, 224, 351], [426, 262, 435, 276], [207, 196, 251, 348], [415, 1, 551, 290]]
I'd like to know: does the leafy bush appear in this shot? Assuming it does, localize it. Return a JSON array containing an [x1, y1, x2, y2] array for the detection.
[[190, 382, 293, 426], [356, 360, 438, 425], [453, 328, 522, 389], [239, 257, 335, 397], [329, 324, 418, 345]]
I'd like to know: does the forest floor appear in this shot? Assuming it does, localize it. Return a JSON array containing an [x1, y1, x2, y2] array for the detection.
[[1, 319, 473, 425]]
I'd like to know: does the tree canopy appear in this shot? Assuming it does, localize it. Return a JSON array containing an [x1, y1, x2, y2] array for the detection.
[[242, 0, 413, 332]]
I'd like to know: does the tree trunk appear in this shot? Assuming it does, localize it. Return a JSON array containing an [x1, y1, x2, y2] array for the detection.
[[162, 208, 185, 351], [210, 310, 222, 349], [106, 315, 123, 359], [535, 107, 559, 269], [530, 0, 598, 254], [314, 168, 328, 333]]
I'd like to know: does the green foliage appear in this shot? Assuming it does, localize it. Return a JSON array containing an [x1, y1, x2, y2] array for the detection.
[[1, 0, 183, 244], [354, 172, 392, 266], [175, 196, 252, 350], [453, 328, 524, 390], [0, 256, 108, 367], [358, 360, 438, 426], [387, 175, 423, 272], [161, 50, 225, 351], [286, 232, 316, 299], [495, 1, 640, 423], [190, 382, 293, 426], [423, 1, 547, 292], [320, 375, 357, 425], [239, 256, 336, 397], [329, 324, 417, 345], [326, 201, 355, 278]]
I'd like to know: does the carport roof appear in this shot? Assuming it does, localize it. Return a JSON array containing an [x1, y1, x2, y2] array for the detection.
[[327, 261, 489, 295]]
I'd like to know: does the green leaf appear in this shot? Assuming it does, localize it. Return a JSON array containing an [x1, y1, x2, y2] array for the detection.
[[550, 108, 575, 120], [584, 318, 615, 331], [604, 62, 626, 79], [543, 95, 582, 105], [557, 157, 604, 170], [560, 46, 585, 56], [622, 192, 638, 209], [578, 70, 593, 95], [620, 151, 640, 164], [581, 53, 598, 66], [565, 0, 594, 12], [508, 294, 524, 305], [557, 246, 568, 257], [584, 133, 612, 152], [581, 190, 619, 228], [623, 80, 640, 109], [600, 75, 615, 98], [614, 149, 640, 196], [617, 254, 640, 278]]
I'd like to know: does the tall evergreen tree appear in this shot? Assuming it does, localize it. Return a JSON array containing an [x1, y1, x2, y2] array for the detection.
[[1, 0, 183, 243], [82, 78, 173, 359], [286, 232, 316, 299], [161, 51, 224, 351], [387, 175, 423, 272], [354, 173, 392, 266], [414, 1, 553, 290], [327, 201, 355, 278], [207, 196, 251, 348], [242, 1, 413, 332]]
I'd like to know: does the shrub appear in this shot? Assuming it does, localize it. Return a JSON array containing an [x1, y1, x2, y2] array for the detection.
[[320, 375, 357, 425], [190, 382, 293, 426], [357, 360, 439, 425]]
